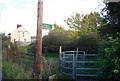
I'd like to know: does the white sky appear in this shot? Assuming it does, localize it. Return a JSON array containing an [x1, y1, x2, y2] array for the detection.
[[0, 0, 105, 36]]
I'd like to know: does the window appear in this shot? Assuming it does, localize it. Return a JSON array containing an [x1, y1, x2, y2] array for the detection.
[[23, 32, 24, 37], [14, 39, 16, 43], [24, 39, 26, 42]]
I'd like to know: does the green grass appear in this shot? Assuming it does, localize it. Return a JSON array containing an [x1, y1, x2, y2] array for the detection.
[[2, 49, 34, 79], [19, 45, 30, 52], [3, 60, 34, 79], [57, 73, 72, 79], [3, 44, 102, 80], [43, 53, 59, 61]]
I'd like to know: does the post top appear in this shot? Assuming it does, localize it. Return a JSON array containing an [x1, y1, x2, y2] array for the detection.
[[38, 0, 43, 2]]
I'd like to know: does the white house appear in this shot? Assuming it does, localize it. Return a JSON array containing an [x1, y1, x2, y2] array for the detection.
[[9, 24, 31, 43]]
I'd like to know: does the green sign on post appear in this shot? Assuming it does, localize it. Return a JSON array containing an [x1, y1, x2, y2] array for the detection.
[[42, 23, 53, 30]]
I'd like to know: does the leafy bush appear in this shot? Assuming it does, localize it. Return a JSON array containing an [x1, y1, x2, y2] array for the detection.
[[77, 32, 101, 53], [1, 33, 34, 79], [42, 27, 69, 53], [27, 42, 36, 54], [3, 60, 34, 79], [3, 61, 25, 79], [1, 33, 19, 60], [98, 36, 120, 79]]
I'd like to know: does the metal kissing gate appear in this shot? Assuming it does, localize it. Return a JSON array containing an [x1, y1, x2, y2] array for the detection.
[[60, 51, 101, 79]]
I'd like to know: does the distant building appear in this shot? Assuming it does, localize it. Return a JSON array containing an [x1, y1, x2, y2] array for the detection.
[[31, 36, 36, 42], [9, 24, 31, 43]]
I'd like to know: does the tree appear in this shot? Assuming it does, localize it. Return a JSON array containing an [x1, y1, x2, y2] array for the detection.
[[98, 2, 120, 79], [64, 12, 84, 31], [98, 35, 120, 79], [76, 32, 101, 53], [42, 24, 69, 53], [64, 12, 103, 53], [65, 12, 104, 35], [101, 1, 120, 36]]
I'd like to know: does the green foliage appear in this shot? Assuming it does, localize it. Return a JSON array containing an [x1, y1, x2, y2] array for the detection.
[[1, 33, 19, 56], [57, 73, 72, 79], [101, 1, 120, 36], [19, 45, 30, 52], [27, 42, 36, 54], [80, 12, 103, 34], [3, 60, 34, 79], [64, 12, 103, 53], [77, 32, 101, 53], [64, 12, 84, 30], [43, 53, 59, 61], [67, 30, 78, 39], [1, 33, 34, 79], [65, 12, 104, 35], [98, 35, 120, 79], [43, 24, 69, 53], [42, 57, 59, 79], [3, 61, 25, 79]]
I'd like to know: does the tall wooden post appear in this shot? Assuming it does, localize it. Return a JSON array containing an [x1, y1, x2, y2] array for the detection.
[[35, 0, 43, 80]]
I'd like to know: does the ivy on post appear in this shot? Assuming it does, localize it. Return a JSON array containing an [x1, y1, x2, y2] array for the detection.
[[35, 0, 43, 80]]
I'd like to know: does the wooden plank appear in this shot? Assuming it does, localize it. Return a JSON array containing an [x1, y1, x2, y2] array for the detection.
[[76, 68, 101, 70], [49, 74, 57, 81]]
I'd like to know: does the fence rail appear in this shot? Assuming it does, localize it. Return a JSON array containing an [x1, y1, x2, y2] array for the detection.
[[17, 51, 34, 56], [60, 51, 102, 79]]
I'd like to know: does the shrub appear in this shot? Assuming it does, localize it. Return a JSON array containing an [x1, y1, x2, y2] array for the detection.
[[27, 42, 36, 54], [77, 32, 101, 53], [42, 28, 69, 53], [3, 61, 25, 79], [98, 36, 120, 79], [3, 60, 34, 79]]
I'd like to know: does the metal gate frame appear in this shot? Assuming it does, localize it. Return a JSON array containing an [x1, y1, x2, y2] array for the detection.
[[60, 51, 101, 79]]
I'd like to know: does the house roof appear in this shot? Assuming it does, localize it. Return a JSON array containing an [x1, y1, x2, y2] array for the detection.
[[10, 26, 30, 34]]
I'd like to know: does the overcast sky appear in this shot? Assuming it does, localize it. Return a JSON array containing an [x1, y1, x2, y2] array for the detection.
[[0, 0, 105, 36]]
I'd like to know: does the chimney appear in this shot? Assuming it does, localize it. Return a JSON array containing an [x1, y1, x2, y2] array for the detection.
[[17, 24, 22, 28]]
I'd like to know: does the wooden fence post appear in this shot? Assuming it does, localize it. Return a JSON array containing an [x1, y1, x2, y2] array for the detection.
[[7, 45, 11, 61]]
